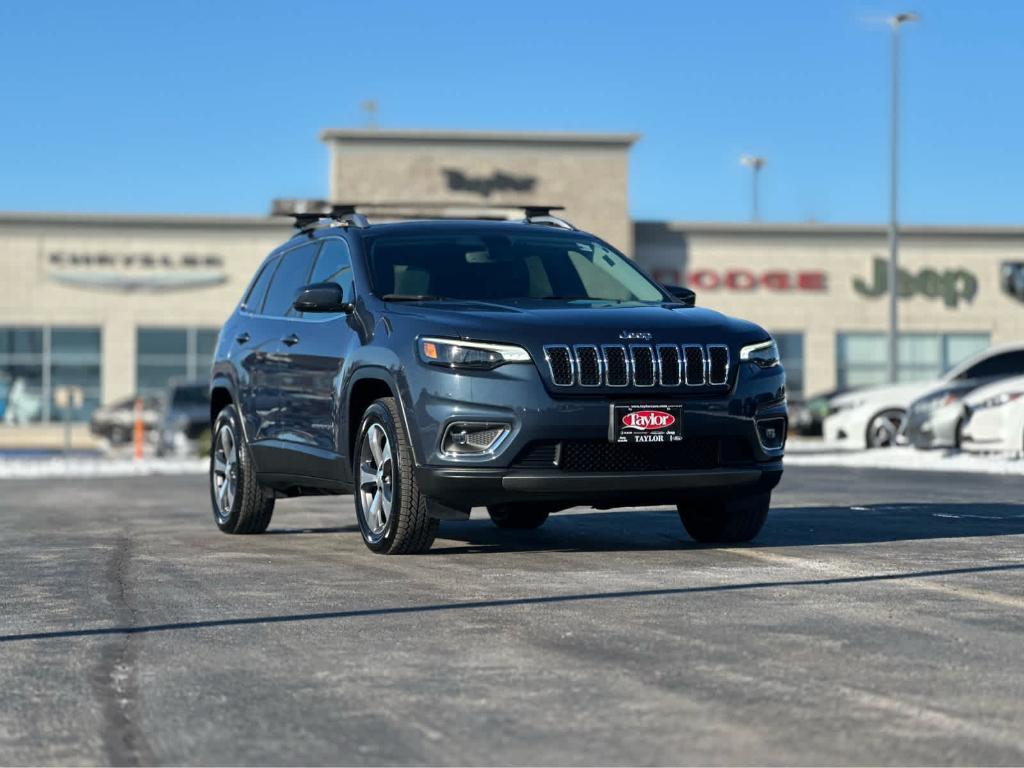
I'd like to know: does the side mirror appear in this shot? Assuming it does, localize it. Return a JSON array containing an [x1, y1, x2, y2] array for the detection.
[[664, 284, 696, 307], [293, 282, 352, 313]]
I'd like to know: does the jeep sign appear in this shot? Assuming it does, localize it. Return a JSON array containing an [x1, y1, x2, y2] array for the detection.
[[853, 256, 978, 308]]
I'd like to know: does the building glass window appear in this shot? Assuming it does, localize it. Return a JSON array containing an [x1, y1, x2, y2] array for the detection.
[[771, 333, 804, 397], [137, 327, 220, 396], [836, 332, 990, 389], [0, 326, 101, 424]]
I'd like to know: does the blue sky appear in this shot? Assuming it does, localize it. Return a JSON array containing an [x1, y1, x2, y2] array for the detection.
[[1, 1, 1021, 224]]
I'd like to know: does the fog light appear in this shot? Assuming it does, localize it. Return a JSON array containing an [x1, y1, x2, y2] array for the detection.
[[756, 417, 787, 450], [441, 422, 511, 456]]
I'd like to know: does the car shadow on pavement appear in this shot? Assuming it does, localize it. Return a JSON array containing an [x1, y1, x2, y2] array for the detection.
[[428, 503, 1024, 554], [3, 559, 1023, 645]]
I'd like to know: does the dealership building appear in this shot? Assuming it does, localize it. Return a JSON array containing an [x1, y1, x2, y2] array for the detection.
[[3, 128, 1024, 436]]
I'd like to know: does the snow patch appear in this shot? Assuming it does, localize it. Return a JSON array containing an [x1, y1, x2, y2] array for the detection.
[[0, 457, 207, 479], [785, 445, 1024, 475]]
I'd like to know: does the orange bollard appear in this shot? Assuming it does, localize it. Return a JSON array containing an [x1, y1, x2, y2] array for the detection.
[[133, 397, 144, 460]]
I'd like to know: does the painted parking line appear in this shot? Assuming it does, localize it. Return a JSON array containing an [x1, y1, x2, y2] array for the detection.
[[723, 547, 1024, 611]]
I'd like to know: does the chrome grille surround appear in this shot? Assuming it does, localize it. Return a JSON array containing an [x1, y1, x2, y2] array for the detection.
[[707, 344, 730, 386], [541, 343, 731, 388], [543, 345, 574, 386], [657, 344, 681, 386], [573, 344, 602, 386], [628, 344, 656, 387], [682, 344, 706, 386], [601, 344, 629, 387]]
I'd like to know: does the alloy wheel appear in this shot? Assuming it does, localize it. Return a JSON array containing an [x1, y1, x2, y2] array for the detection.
[[359, 423, 394, 542], [867, 410, 904, 448], [212, 423, 238, 520]]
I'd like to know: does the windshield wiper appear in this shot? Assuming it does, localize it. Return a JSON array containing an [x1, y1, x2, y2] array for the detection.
[[381, 294, 445, 302], [539, 295, 625, 302]]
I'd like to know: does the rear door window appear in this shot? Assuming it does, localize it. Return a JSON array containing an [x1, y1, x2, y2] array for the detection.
[[243, 256, 279, 313]]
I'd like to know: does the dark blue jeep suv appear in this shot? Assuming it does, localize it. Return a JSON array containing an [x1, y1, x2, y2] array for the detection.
[[209, 206, 785, 553]]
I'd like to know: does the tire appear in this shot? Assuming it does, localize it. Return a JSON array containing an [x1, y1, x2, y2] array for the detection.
[[353, 397, 438, 554], [487, 505, 550, 530], [678, 491, 770, 544], [865, 408, 905, 448], [210, 404, 274, 534]]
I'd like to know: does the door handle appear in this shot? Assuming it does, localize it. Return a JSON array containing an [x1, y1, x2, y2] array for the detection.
[[282, 333, 300, 347], [235, 332, 250, 344]]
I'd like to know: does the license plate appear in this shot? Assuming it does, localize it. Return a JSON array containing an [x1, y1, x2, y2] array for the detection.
[[610, 404, 684, 444]]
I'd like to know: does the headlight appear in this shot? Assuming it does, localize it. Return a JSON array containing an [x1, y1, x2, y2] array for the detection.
[[976, 391, 1024, 411], [739, 339, 780, 368], [419, 337, 531, 370]]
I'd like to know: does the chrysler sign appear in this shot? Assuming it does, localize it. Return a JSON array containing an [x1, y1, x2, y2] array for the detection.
[[47, 251, 227, 292]]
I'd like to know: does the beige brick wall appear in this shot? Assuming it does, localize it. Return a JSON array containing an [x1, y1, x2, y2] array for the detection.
[[324, 131, 636, 253], [0, 216, 288, 405]]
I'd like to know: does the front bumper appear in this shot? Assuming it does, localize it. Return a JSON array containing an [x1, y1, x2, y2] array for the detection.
[[403, 360, 786, 509], [416, 462, 783, 508], [903, 404, 963, 449]]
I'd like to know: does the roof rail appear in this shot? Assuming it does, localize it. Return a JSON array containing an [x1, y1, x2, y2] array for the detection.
[[522, 206, 575, 230], [284, 202, 574, 231], [286, 203, 369, 231]]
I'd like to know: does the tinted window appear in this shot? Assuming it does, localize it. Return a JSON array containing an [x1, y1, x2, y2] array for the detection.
[[262, 244, 319, 317], [960, 351, 1024, 379], [171, 385, 209, 407], [366, 232, 664, 303], [309, 238, 353, 299], [244, 256, 279, 312]]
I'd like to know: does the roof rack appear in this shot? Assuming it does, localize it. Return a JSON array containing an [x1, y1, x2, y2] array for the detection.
[[522, 207, 575, 230], [283, 202, 574, 231], [286, 204, 369, 231]]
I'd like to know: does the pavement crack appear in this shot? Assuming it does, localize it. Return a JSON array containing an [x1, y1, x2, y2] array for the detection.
[[91, 534, 155, 766]]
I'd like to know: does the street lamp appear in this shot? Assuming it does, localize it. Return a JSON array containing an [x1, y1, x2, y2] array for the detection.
[[886, 12, 919, 383], [740, 155, 766, 222]]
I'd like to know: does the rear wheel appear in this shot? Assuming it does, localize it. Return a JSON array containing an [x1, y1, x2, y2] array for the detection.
[[210, 405, 274, 534], [487, 505, 550, 530], [354, 398, 438, 554], [678, 491, 770, 544], [866, 409, 905, 448]]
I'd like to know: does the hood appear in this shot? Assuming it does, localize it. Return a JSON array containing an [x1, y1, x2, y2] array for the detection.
[[385, 300, 766, 347]]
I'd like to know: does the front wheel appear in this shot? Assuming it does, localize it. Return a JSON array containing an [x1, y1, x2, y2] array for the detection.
[[678, 491, 770, 544], [354, 397, 438, 554], [866, 409, 905, 448]]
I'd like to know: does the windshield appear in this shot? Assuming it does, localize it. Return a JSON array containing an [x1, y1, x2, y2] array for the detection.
[[366, 232, 667, 303]]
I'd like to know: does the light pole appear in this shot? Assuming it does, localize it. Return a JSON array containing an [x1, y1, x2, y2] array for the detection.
[[740, 155, 766, 221], [886, 12, 919, 383]]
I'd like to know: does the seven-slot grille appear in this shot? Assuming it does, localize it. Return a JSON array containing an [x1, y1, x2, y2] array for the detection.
[[542, 343, 730, 388]]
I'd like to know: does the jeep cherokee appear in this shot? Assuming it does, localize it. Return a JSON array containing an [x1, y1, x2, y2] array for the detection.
[[208, 206, 786, 554]]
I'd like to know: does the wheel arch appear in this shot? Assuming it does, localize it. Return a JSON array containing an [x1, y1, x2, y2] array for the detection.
[[345, 368, 418, 465]]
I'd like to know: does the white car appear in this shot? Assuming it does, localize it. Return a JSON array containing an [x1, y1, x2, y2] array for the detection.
[[824, 342, 1024, 449], [959, 374, 1024, 454]]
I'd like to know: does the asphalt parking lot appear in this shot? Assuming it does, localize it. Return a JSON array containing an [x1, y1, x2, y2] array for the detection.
[[2, 465, 1023, 766]]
